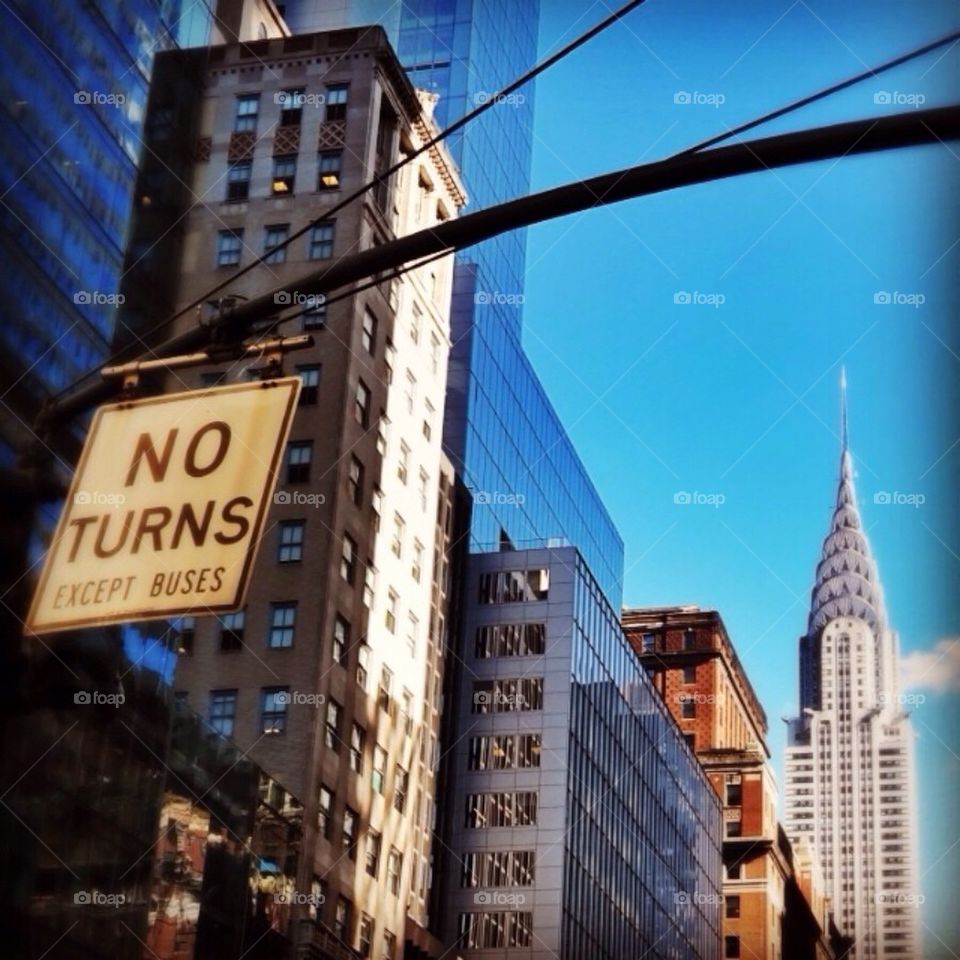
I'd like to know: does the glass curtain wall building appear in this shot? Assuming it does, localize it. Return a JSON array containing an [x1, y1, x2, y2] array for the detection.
[[0, 0, 212, 461], [441, 546, 722, 958], [279, 0, 625, 607]]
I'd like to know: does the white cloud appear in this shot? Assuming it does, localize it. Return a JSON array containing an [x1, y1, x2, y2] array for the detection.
[[900, 637, 960, 694]]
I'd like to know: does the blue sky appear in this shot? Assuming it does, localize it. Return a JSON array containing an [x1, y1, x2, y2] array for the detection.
[[525, 0, 960, 953]]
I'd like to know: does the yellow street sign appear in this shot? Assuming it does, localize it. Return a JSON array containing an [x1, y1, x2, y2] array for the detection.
[[26, 378, 301, 635]]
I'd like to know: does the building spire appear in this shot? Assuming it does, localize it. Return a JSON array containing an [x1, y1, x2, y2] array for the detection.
[[840, 365, 848, 453]]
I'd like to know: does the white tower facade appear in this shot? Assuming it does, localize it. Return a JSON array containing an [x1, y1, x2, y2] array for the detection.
[[784, 380, 920, 959]]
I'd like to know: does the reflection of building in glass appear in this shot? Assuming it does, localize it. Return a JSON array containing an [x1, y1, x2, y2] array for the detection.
[[438, 546, 722, 957]]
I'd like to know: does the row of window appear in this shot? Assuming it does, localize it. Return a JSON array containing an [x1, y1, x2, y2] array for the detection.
[[233, 85, 348, 134], [461, 850, 535, 889], [472, 678, 544, 713], [464, 791, 538, 829], [180, 603, 299, 653], [216, 221, 334, 267], [330, 895, 396, 959], [474, 622, 546, 658], [467, 734, 541, 771], [457, 911, 532, 949], [478, 569, 550, 604], [209, 686, 288, 736], [226, 151, 343, 203]]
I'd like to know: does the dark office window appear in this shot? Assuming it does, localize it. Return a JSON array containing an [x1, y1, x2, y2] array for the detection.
[[272, 155, 296, 195], [302, 298, 327, 330], [325, 83, 348, 122], [219, 611, 245, 651], [278, 87, 304, 126], [297, 365, 320, 405], [725, 935, 741, 958], [278, 521, 304, 562], [340, 534, 356, 583], [234, 94, 259, 132], [318, 150, 342, 189], [364, 829, 381, 877], [318, 784, 333, 839], [348, 456, 364, 505], [286, 441, 312, 483], [682, 664, 697, 683], [268, 602, 296, 648], [209, 689, 237, 736], [342, 807, 358, 859], [216, 229, 243, 266], [726, 781, 742, 806], [226, 160, 251, 201], [725, 895, 741, 919], [261, 687, 289, 734], [361, 309, 377, 354], [176, 616, 195, 655], [263, 223, 289, 264], [309, 221, 335, 259], [354, 380, 371, 427]]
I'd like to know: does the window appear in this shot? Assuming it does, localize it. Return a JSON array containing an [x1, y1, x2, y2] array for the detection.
[[410, 303, 422, 343], [318, 785, 333, 839], [286, 441, 312, 483], [465, 792, 538, 829], [350, 723, 365, 773], [277, 521, 304, 563], [271, 155, 296, 195], [681, 696, 696, 719], [261, 687, 289, 734], [297, 365, 320, 405], [682, 664, 696, 683], [362, 564, 375, 608], [475, 623, 546, 658], [468, 734, 542, 771], [332, 615, 349, 665], [176, 616, 196, 655], [358, 914, 373, 958], [458, 912, 532, 949], [725, 894, 741, 919], [365, 829, 381, 877], [209, 690, 237, 737], [269, 602, 296, 648], [324, 699, 341, 750], [391, 513, 404, 557], [356, 642, 370, 690], [397, 442, 410, 484], [405, 614, 418, 659], [340, 534, 356, 583], [683, 628, 696, 650], [361, 309, 377, 354], [725, 935, 741, 959], [302, 298, 327, 330], [418, 469, 429, 511], [234, 94, 259, 132], [472, 678, 544, 713], [394, 766, 408, 813], [325, 83, 348, 122], [400, 689, 414, 737], [263, 223, 288, 264], [318, 149, 342, 190], [404, 370, 416, 413], [429, 333, 441, 374], [641, 631, 656, 652], [478, 569, 550, 603], [378, 666, 393, 708], [334, 896, 351, 941], [726, 819, 742, 838], [385, 589, 398, 633], [726, 862, 742, 880], [217, 229, 243, 266], [347, 456, 364, 506], [386, 848, 402, 896], [219, 611, 245, 651], [278, 87, 304, 126], [411, 540, 424, 582], [372, 744, 387, 794], [376, 416, 388, 455], [309, 221, 335, 260], [461, 850, 536, 888], [342, 807, 358, 859], [381, 931, 396, 960], [726, 781, 742, 806], [355, 380, 371, 427], [226, 160, 251, 202]]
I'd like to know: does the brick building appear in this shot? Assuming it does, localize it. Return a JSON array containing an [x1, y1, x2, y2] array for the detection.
[[120, 26, 465, 959], [623, 604, 844, 960]]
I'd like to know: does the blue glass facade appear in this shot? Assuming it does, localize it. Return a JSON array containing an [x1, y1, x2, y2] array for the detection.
[[281, 0, 625, 607], [0, 0, 212, 459]]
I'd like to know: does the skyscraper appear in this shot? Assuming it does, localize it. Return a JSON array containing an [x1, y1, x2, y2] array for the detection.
[[280, 0, 626, 606], [784, 377, 920, 958]]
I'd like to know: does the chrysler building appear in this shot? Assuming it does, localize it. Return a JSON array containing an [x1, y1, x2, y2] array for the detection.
[[784, 375, 920, 958]]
